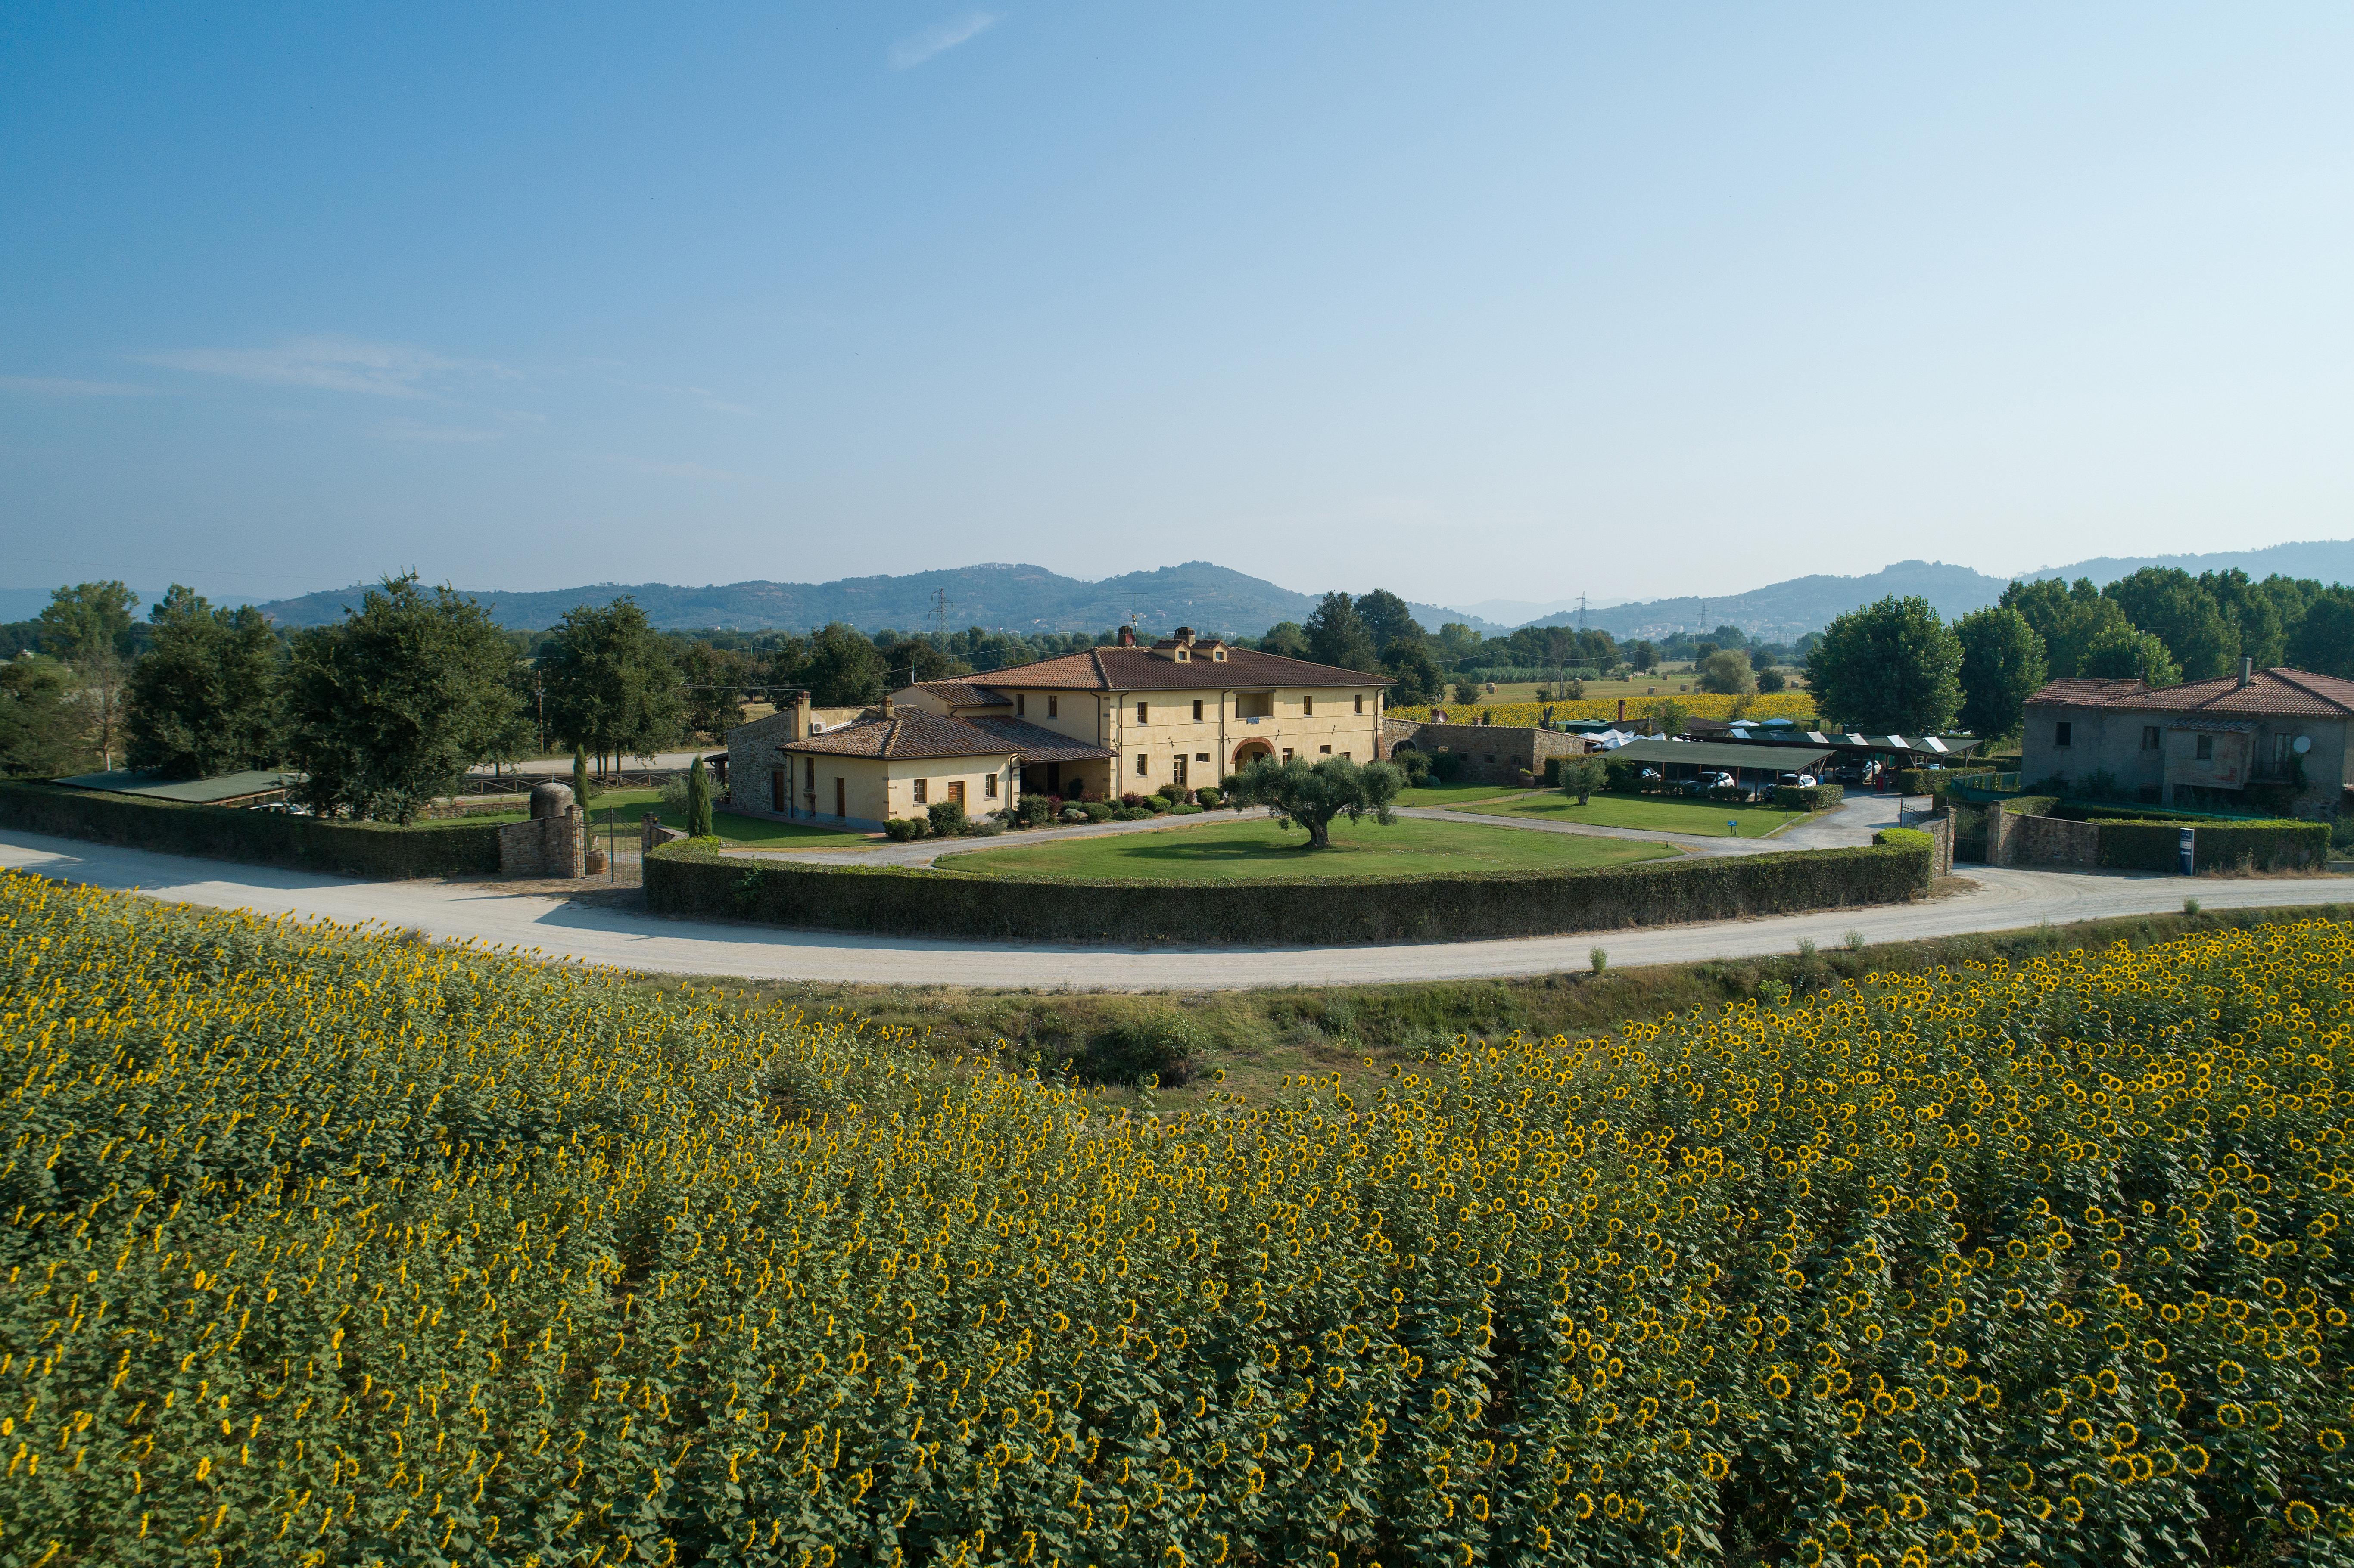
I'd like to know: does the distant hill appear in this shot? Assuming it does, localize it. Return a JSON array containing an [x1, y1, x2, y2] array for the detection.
[[1538, 539, 2354, 641], [248, 561, 1507, 639]]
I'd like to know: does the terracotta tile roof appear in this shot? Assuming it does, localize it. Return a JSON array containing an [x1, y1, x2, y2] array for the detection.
[[961, 717, 1116, 763], [782, 712, 1016, 761], [2024, 666, 2354, 719], [912, 680, 1012, 709], [780, 710, 1114, 763], [968, 645, 1392, 692]]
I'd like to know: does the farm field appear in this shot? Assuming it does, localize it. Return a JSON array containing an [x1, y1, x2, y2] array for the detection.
[[1453, 790, 1810, 836], [5, 873, 2350, 1565], [933, 812, 1677, 881]]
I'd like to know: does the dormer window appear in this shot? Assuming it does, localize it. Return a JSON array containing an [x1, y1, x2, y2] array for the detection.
[[1174, 648, 1189, 662], [1212, 647, 1226, 661]]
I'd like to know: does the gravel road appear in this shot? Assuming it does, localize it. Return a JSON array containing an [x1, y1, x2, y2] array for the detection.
[[3, 826, 2345, 992]]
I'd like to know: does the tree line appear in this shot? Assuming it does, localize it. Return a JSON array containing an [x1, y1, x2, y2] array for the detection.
[[1804, 565, 2354, 738]]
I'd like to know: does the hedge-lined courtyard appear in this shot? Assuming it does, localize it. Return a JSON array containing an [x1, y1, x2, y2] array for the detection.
[[933, 814, 1677, 882]]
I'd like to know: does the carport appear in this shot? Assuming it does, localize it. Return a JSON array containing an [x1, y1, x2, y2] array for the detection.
[[1607, 738, 1834, 796]]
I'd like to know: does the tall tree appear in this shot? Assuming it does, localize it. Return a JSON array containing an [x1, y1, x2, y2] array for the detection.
[[280, 576, 524, 822], [2288, 587, 2354, 678], [37, 581, 138, 769], [1697, 649, 1756, 695], [124, 585, 283, 779], [539, 598, 688, 768], [2102, 568, 2235, 680], [1803, 596, 1964, 734], [1624, 640, 1659, 675], [676, 640, 755, 740], [2201, 569, 2285, 671], [1303, 593, 1379, 673], [2081, 624, 2181, 686], [1379, 641, 1442, 707], [1257, 622, 1310, 660], [1353, 589, 1424, 654], [778, 623, 887, 707], [2000, 577, 2133, 679], [1953, 607, 2048, 740], [0, 659, 88, 776]]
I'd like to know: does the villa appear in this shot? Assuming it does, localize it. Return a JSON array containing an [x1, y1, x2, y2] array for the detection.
[[723, 627, 1389, 829]]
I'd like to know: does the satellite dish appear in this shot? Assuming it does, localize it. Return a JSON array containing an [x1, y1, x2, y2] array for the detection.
[[2294, 734, 2313, 754]]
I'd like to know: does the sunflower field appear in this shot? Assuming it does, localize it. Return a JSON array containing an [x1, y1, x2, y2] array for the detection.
[[2, 868, 2350, 1566], [1388, 694, 1820, 728]]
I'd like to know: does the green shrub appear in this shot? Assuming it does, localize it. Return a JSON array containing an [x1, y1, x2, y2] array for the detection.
[[646, 837, 1934, 945], [1168, 803, 1204, 815], [1144, 794, 1174, 813], [883, 817, 927, 843], [1193, 786, 1223, 809], [1706, 784, 1746, 803], [2094, 817, 2329, 873], [1077, 1010, 1208, 1086], [926, 800, 967, 837], [0, 780, 500, 879], [1603, 757, 1647, 793], [1112, 806, 1154, 822], [1081, 802, 1115, 823], [1772, 783, 1845, 810], [1018, 795, 1054, 827]]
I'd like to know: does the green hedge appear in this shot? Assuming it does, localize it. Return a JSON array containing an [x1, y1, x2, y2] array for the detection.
[[1898, 765, 1994, 797], [645, 837, 1933, 945], [1772, 782, 1845, 810], [2092, 816, 2330, 874], [1873, 826, 1937, 891], [0, 779, 502, 879]]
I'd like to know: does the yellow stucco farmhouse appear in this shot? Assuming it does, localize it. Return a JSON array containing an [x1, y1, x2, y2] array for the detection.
[[723, 627, 1389, 829]]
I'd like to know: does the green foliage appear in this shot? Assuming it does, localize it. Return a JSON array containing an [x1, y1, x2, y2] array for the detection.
[[1696, 647, 1755, 694], [1954, 604, 2048, 739], [685, 753, 715, 837], [1603, 756, 1647, 793], [0, 660, 87, 777], [2000, 576, 2135, 679], [770, 621, 888, 707], [675, 638, 755, 738], [2289, 586, 2354, 678], [572, 745, 594, 804], [1450, 678, 1481, 705], [1772, 782, 1845, 810], [646, 835, 1932, 943], [1352, 588, 1424, 653], [2092, 816, 2330, 873], [1220, 754, 1402, 848], [1258, 619, 1310, 660], [1556, 753, 1608, 804], [2104, 566, 2238, 679], [883, 816, 927, 842], [0, 779, 501, 877], [1756, 664, 1789, 693], [1379, 638, 1442, 706], [35, 579, 137, 664], [925, 798, 968, 837], [123, 585, 283, 779], [1647, 697, 1691, 738], [1193, 785, 1223, 809], [1805, 595, 1963, 733], [1303, 591, 1380, 673], [1076, 1008, 1208, 1086], [2083, 622, 2182, 685], [280, 575, 526, 823], [538, 596, 687, 764]]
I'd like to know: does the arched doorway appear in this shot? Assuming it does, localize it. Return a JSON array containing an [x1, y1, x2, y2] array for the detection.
[[1233, 739, 1274, 768]]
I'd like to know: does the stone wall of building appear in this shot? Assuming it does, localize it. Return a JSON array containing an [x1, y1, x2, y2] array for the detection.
[[2018, 812, 2099, 868], [1383, 721, 1588, 784], [497, 808, 584, 877]]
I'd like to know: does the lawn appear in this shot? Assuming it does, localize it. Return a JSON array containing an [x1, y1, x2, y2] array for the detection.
[[932, 813, 1676, 882], [1453, 791, 1806, 837], [1392, 780, 1533, 808], [443, 787, 872, 849]]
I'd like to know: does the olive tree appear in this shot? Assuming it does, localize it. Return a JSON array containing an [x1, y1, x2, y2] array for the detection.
[[1219, 755, 1403, 849]]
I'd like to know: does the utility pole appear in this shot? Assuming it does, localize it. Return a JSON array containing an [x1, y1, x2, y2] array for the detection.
[[1578, 593, 1587, 632], [932, 587, 953, 649]]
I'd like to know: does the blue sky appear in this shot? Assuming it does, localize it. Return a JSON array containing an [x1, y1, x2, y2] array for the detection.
[[3, 3, 2351, 611]]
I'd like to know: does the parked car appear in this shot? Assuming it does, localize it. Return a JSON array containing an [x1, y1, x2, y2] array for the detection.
[[1775, 771, 1819, 788]]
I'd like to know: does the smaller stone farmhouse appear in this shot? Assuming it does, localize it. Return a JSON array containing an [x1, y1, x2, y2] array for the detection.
[[2021, 661, 2354, 818], [1380, 720, 1591, 785], [726, 692, 1109, 831]]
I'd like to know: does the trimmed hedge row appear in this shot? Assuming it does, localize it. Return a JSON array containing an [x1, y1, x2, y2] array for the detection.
[[1772, 782, 1845, 810], [0, 780, 502, 879], [2091, 816, 2330, 873], [1896, 765, 1995, 798], [643, 837, 1933, 946]]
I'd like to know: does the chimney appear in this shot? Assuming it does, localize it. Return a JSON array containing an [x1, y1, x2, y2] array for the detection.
[[1616, 697, 1626, 722], [787, 690, 812, 742], [1117, 625, 1137, 647], [2240, 656, 2253, 689], [881, 691, 895, 717], [1175, 626, 1195, 647]]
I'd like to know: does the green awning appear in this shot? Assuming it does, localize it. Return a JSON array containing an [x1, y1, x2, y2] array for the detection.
[[1606, 739, 1835, 773], [56, 768, 298, 804]]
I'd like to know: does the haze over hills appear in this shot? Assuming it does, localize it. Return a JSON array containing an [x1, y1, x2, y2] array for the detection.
[[10, 538, 2352, 643]]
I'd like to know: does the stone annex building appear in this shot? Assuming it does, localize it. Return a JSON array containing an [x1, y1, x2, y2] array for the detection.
[[726, 627, 1389, 831], [2020, 661, 2354, 818]]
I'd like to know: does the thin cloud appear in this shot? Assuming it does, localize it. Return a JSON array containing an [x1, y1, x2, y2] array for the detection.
[[603, 455, 757, 482], [144, 335, 511, 398], [0, 375, 156, 398], [889, 12, 997, 70], [372, 420, 504, 444]]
